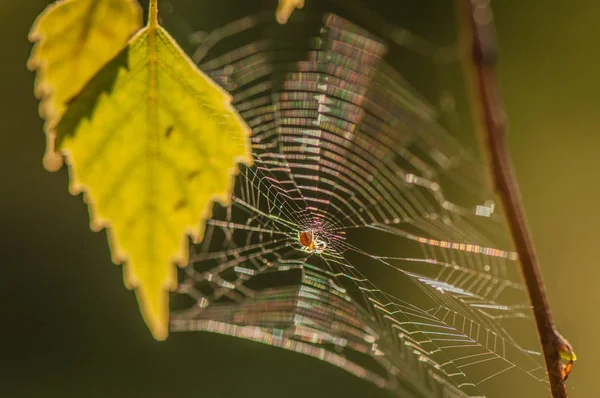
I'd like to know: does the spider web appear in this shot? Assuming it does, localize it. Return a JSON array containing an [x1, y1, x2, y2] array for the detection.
[[166, 2, 548, 397]]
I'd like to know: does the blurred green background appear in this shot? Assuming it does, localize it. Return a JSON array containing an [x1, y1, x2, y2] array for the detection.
[[0, 0, 597, 397]]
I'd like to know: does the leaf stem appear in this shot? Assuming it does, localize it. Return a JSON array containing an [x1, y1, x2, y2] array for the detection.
[[149, 0, 158, 27], [462, 1, 573, 397]]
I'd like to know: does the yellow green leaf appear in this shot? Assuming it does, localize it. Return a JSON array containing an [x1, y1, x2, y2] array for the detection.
[[28, 0, 142, 170], [276, 0, 304, 24], [560, 349, 577, 362], [559, 341, 577, 362], [50, 1, 253, 340]]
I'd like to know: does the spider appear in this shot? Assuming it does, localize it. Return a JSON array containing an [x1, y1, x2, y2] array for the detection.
[[298, 230, 327, 254]]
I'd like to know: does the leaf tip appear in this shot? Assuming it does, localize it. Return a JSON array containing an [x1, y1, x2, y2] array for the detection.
[[43, 134, 63, 171], [135, 284, 170, 341], [276, 0, 305, 24]]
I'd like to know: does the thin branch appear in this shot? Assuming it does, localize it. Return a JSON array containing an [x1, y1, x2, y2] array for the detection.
[[462, 1, 574, 397]]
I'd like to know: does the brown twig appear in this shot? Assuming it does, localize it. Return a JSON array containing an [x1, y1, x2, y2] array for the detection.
[[462, 1, 574, 397]]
